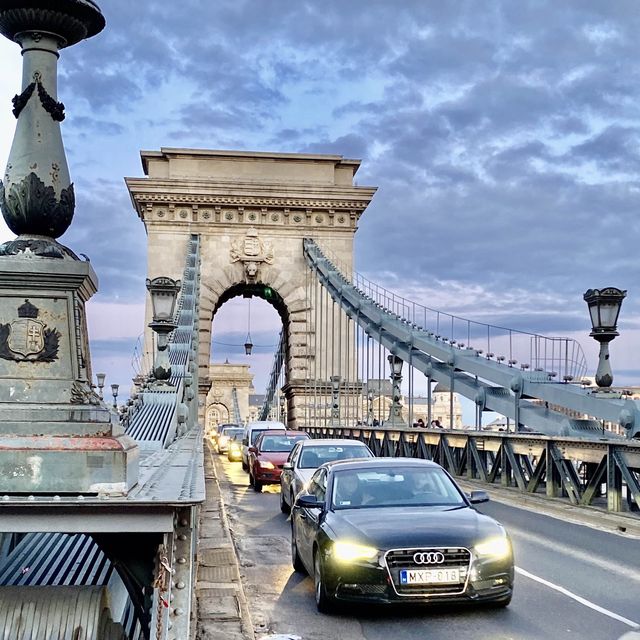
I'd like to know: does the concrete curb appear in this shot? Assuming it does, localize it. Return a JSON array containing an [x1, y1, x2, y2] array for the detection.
[[457, 479, 640, 538], [196, 443, 255, 640]]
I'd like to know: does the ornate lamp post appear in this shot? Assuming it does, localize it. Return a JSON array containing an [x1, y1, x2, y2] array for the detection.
[[583, 288, 626, 388], [96, 372, 106, 400], [146, 276, 181, 386], [330, 375, 341, 425], [367, 390, 375, 425], [387, 354, 405, 425], [111, 383, 119, 410], [279, 394, 286, 423], [0, 1, 139, 494]]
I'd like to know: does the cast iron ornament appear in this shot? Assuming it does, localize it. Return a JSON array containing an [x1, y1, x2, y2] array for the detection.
[[11, 79, 65, 121], [0, 172, 75, 238]]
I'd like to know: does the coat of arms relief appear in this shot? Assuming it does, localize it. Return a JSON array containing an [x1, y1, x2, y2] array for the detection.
[[0, 299, 61, 363], [230, 228, 274, 283]]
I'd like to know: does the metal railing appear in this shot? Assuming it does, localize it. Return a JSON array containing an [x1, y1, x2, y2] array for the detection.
[[304, 238, 640, 439], [259, 329, 286, 420], [305, 425, 640, 514]]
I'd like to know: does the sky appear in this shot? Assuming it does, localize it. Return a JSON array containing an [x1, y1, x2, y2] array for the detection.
[[1, 0, 640, 420]]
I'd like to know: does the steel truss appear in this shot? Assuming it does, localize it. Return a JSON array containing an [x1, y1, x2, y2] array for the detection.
[[306, 425, 640, 513]]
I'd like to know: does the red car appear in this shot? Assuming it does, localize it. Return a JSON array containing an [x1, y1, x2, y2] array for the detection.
[[249, 431, 309, 492]]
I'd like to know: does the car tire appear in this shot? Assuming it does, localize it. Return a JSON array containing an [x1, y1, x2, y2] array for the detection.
[[291, 522, 306, 573], [314, 550, 336, 613], [280, 488, 290, 514]]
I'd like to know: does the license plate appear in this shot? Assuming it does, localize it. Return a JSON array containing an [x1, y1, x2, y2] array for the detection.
[[399, 568, 460, 584]]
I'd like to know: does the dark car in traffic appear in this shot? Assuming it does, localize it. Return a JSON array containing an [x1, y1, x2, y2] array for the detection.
[[290, 458, 514, 612], [249, 431, 310, 492]]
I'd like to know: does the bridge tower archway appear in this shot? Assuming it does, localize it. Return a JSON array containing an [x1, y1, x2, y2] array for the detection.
[[126, 148, 376, 428]]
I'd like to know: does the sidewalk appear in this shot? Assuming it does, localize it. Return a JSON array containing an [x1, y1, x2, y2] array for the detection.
[[457, 478, 640, 538], [195, 443, 254, 640]]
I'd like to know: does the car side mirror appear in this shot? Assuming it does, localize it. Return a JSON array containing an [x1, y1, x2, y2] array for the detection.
[[295, 494, 323, 509], [283, 462, 293, 471], [468, 490, 489, 504]]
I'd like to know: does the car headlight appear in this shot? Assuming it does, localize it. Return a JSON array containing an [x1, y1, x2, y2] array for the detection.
[[474, 536, 511, 559], [332, 541, 378, 563], [230, 442, 241, 451], [259, 461, 275, 469]]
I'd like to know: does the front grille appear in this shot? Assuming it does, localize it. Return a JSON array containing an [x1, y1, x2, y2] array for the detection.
[[385, 547, 471, 597], [386, 547, 470, 568]]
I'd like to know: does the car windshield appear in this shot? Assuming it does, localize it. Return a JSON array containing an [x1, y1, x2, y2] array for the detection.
[[331, 467, 466, 509], [298, 444, 372, 469], [222, 428, 243, 439], [251, 429, 283, 444], [260, 434, 307, 452]]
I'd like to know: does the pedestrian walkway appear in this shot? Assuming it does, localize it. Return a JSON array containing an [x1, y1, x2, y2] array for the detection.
[[195, 443, 254, 640]]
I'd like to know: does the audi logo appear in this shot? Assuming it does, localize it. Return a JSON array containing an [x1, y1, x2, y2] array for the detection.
[[413, 551, 445, 565]]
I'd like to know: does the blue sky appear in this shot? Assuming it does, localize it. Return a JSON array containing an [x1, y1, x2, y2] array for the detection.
[[1, 1, 640, 418]]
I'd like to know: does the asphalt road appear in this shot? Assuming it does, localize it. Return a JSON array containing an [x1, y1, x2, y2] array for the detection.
[[213, 453, 640, 640]]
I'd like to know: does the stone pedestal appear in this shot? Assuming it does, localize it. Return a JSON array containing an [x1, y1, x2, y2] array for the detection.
[[0, 253, 138, 494]]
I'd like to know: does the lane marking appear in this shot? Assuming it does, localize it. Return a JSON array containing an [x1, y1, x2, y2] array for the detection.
[[516, 566, 639, 628], [508, 525, 640, 585]]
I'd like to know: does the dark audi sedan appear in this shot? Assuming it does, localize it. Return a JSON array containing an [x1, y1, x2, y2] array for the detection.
[[290, 458, 513, 612]]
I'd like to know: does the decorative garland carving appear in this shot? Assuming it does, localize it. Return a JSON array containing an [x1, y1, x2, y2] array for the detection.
[[11, 80, 65, 121], [70, 381, 101, 405], [37, 81, 66, 121], [11, 82, 35, 118], [0, 173, 75, 239]]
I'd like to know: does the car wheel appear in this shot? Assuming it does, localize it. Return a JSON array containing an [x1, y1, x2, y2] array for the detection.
[[280, 488, 290, 514], [253, 478, 263, 492], [314, 550, 335, 613], [291, 522, 306, 573]]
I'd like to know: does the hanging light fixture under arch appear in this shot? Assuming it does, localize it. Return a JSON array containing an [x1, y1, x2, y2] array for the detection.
[[244, 297, 253, 355]]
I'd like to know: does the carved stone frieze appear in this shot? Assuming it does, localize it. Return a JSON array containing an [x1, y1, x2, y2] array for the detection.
[[0, 172, 75, 238], [230, 228, 274, 283]]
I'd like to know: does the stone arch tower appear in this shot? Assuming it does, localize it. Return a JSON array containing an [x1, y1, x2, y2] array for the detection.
[[126, 148, 376, 428]]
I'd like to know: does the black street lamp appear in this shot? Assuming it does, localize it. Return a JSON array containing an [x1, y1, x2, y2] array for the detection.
[[583, 287, 627, 388], [96, 372, 106, 400], [146, 276, 181, 385], [387, 354, 405, 425], [279, 394, 286, 423], [111, 383, 119, 410]]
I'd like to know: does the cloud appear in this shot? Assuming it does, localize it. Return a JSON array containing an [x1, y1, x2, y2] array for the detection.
[[1, 0, 640, 412]]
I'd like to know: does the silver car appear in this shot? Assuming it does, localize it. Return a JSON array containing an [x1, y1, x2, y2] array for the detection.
[[279, 439, 374, 514]]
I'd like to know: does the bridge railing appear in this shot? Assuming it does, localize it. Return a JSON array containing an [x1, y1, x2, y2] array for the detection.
[[231, 387, 242, 424], [259, 329, 285, 421], [122, 234, 201, 448], [305, 425, 640, 514], [303, 238, 640, 439], [318, 243, 588, 382]]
